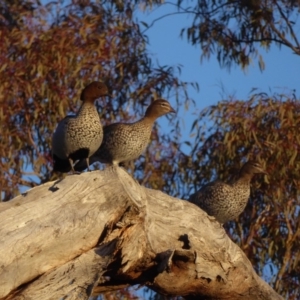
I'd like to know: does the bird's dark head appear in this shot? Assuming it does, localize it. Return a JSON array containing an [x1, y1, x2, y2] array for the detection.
[[80, 81, 109, 102], [240, 160, 268, 176], [144, 99, 176, 119]]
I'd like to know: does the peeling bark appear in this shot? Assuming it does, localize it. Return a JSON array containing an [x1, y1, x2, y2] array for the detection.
[[0, 167, 283, 300]]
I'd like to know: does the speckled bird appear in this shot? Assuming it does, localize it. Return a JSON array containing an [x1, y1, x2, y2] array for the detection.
[[189, 161, 267, 223], [73, 99, 175, 170], [52, 81, 109, 173]]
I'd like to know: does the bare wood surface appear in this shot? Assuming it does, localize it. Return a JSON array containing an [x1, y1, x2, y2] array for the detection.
[[0, 167, 283, 300]]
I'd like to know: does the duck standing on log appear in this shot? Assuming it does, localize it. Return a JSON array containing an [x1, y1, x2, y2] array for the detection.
[[52, 81, 109, 173]]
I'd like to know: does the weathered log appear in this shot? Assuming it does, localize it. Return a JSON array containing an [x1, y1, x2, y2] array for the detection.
[[0, 167, 283, 300]]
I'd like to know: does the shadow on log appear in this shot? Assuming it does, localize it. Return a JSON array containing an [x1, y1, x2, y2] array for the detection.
[[0, 167, 283, 300]]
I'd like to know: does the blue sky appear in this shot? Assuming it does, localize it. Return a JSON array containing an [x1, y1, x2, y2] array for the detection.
[[139, 3, 299, 101]]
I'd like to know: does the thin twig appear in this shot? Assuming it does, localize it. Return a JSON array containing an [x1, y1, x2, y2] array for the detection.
[[275, 1, 300, 50]]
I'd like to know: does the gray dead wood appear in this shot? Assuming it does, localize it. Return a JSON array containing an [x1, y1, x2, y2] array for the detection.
[[0, 167, 283, 300]]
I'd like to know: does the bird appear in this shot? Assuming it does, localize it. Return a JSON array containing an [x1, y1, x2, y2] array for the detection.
[[73, 99, 176, 170], [188, 161, 267, 223], [52, 81, 109, 173]]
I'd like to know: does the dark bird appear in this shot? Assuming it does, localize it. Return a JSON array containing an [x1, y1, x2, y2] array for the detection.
[[189, 161, 267, 223], [52, 81, 109, 173], [74, 99, 176, 170]]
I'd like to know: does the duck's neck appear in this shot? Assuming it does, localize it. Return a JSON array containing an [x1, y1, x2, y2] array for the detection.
[[77, 101, 97, 117], [140, 114, 157, 125], [233, 172, 253, 186], [127, 116, 156, 135]]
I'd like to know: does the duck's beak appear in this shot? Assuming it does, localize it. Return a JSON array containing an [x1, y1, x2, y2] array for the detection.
[[169, 106, 176, 113]]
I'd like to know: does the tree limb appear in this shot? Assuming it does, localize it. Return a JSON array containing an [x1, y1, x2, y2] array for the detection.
[[0, 167, 283, 300]]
